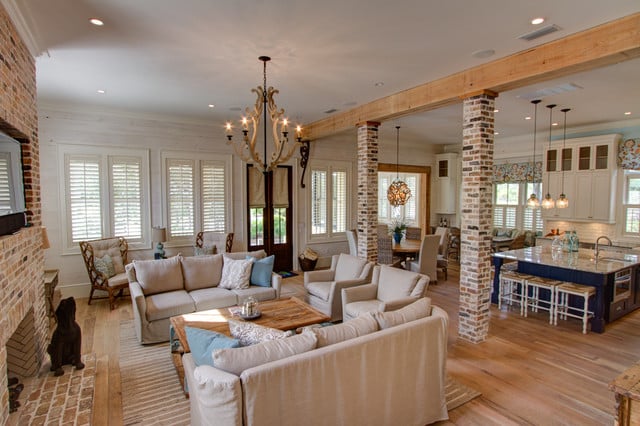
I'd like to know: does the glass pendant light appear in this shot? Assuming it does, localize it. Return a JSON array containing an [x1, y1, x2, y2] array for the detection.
[[387, 126, 412, 206], [556, 108, 571, 209], [541, 104, 556, 209], [526, 100, 541, 209]]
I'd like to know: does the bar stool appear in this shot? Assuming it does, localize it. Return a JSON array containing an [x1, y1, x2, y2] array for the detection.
[[554, 282, 596, 334], [498, 268, 532, 315], [524, 276, 563, 324]]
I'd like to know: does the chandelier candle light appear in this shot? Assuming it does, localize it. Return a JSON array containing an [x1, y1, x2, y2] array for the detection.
[[387, 125, 412, 207], [225, 56, 302, 173], [526, 100, 541, 209], [556, 108, 571, 209], [541, 103, 557, 209]]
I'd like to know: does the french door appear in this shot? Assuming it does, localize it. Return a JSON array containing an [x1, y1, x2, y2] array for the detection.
[[247, 164, 293, 271]]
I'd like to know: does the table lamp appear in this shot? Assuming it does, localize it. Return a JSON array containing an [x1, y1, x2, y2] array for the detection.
[[152, 227, 167, 259], [41, 226, 51, 249]]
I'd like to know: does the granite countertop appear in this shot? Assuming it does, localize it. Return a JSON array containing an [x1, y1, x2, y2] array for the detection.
[[493, 245, 640, 274]]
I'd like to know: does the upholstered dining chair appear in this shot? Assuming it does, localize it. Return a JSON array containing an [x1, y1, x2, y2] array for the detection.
[[79, 237, 130, 310], [406, 235, 440, 284], [346, 229, 358, 256], [195, 231, 234, 254], [341, 265, 430, 321], [304, 253, 374, 322]]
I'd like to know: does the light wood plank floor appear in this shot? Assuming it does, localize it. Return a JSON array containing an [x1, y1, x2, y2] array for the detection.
[[75, 266, 640, 425]]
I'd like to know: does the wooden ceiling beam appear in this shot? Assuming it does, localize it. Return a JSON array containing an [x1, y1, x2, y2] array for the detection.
[[303, 12, 640, 140]]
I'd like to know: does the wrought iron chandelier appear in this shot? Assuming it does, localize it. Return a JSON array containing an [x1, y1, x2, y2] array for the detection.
[[526, 100, 541, 209], [225, 56, 302, 173], [387, 126, 412, 206], [556, 108, 571, 209], [541, 103, 556, 209]]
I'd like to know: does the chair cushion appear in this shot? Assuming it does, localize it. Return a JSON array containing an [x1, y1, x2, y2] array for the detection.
[[145, 290, 195, 322], [334, 253, 367, 282], [212, 332, 317, 376], [232, 286, 277, 303], [133, 256, 184, 296], [89, 238, 126, 274], [344, 300, 384, 319], [228, 319, 293, 346], [305, 281, 333, 302], [219, 256, 253, 290], [249, 255, 274, 287], [185, 326, 240, 367], [189, 287, 238, 311], [107, 272, 129, 288], [377, 267, 420, 302], [373, 297, 432, 329], [94, 254, 116, 277], [181, 254, 223, 291], [309, 314, 378, 348]]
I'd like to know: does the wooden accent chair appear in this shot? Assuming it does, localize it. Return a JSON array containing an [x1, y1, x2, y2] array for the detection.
[[195, 231, 234, 253], [79, 237, 129, 310]]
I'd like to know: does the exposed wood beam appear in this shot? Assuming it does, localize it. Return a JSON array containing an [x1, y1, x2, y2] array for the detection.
[[303, 13, 640, 140]]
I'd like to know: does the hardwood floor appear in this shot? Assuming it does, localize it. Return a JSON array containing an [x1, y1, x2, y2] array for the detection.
[[76, 266, 640, 425]]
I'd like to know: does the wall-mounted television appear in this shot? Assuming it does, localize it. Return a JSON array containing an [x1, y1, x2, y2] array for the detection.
[[0, 132, 27, 236]]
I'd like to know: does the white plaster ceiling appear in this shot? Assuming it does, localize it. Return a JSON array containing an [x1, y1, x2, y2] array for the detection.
[[7, 0, 640, 146]]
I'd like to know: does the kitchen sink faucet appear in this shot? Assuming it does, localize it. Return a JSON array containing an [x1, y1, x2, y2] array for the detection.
[[595, 235, 613, 260]]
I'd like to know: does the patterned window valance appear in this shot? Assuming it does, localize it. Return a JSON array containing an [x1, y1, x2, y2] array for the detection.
[[618, 138, 640, 170], [493, 161, 542, 183]]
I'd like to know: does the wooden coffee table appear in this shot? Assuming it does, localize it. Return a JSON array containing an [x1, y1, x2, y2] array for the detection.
[[170, 297, 330, 392]]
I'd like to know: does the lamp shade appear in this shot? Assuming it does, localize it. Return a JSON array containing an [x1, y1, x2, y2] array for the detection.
[[152, 227, 167, 242], [41, 226, 51, 249]]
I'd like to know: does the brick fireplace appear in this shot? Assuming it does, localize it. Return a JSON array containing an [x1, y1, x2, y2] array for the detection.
[[0, 3, 48, 425]]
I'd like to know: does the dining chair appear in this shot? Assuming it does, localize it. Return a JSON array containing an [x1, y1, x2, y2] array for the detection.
[[377, 226, 403, 267], [406, 235, 440, 284], [405, 226, 422, 240], [346, 229, 358, 256]]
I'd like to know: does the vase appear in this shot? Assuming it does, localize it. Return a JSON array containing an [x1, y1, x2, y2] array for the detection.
[[393, 232, 403, 243]]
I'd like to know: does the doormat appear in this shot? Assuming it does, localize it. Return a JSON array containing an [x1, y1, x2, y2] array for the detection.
[[278, 271, 299, 278]]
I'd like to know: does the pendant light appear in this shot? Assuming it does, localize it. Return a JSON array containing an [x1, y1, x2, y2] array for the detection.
[[526, 100, 541, 209], [556, 108, 571, 209], [387, 126, 412, 206], [541, 104, 556, 209]]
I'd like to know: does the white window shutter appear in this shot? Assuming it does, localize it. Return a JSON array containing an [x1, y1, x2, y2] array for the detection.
[[201, 161, 226, 232], [332, 170, 346, 233], [311, 170, 327, 235], [68, 156, 102, 241], [167, 159, 195, 237], [110, 157, 142, 239]]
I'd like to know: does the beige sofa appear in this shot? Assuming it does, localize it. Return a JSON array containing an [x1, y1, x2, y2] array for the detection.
[[126, 250, 282, 344], [183, 300, 449, 426]]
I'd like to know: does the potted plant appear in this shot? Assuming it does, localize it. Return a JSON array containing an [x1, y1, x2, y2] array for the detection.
[[389, 219, 407, 244]]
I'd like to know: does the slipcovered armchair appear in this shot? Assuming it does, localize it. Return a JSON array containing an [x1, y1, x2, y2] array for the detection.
[[79, 237, 129, 310], [304, 253, 374, 322], [342, 265, 430, 321], [195, 231, 234, 253]]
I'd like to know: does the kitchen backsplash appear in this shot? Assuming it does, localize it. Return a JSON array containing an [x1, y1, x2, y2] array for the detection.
[[545, 221, 618, 245]]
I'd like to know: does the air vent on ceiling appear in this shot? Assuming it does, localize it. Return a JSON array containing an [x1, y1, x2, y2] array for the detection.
[[518, 24, 561, 41], [324, 108, 338, 114], [517, 82, 583, 101]]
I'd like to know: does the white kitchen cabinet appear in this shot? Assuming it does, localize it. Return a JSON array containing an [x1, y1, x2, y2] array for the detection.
[[574, 171, 616, 222], [435, 153, 457, 214]]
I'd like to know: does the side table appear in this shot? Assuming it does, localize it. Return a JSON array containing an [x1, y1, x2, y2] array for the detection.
[[609, 360, 640, 426], [44, 269, 59, 318]]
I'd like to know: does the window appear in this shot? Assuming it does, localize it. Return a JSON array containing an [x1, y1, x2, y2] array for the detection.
[[309, 161, 350, 240], [623, 170, 640, 236], [378, 172, 420, 225], [59, 145, 150, 253], [162, 152, 232, 244], [493, 181, 542, 233]]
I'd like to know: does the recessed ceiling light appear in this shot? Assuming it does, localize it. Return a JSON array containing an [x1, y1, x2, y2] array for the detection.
[[494, 109, 499, 113], [495, 132, 500, 135], [208, 104, 215, 108], [97, 89, 105, 94], [90, 18, 104, 26], [374, 82, 384, 87], [531, 17, 545, 25], [552, 122, 559, 126], [525, 116, 532, 120], [624, 111, 632, 115], [472, 49, 495, 59]]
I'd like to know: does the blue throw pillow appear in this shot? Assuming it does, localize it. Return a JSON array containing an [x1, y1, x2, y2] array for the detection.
[[248, 255, 275, 287], [184, 326, 240, 367]]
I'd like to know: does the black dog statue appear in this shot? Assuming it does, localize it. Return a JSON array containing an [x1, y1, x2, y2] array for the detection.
[[47, 297, 85, 376]]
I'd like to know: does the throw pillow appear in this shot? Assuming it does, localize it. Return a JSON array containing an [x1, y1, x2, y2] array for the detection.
[[228, 319, 293, 346], [185, 326, 240, 367], [219, 256, 254, 290], [94, 254, 116, 278], [248, 254, 274, 287], [308, 314, 379, 348], [373, 297, 432, 329], [212, 332, 317, 376]]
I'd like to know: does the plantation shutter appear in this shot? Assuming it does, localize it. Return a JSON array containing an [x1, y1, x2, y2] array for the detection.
[[493, 207, 504, 227], [404, 175, 417, 221], [311, 170, 327, 234], [332, 170, 346, 233], [505, 206, 517, 228], [167, 159, 195, 237], [67, 155, 102, 241], [110, 156, 142, 239], [378, 174, 389, 220], [202, 161, 226, 232], [0, 153, 11, 214]]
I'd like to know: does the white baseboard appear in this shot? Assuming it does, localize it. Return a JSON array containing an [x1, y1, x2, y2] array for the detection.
[[58, 283, 92, 299]]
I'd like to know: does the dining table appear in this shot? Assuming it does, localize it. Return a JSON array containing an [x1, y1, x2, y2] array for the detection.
[[392, 238, 421, 262]]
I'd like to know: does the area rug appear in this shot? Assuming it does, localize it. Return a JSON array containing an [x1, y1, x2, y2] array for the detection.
[[445, 376, 482, 411], [119, 320, 190, 426], [277, 270, 299, 278]]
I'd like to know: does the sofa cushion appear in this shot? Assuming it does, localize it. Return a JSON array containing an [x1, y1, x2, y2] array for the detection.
[[344, 300, 384, 319], [305, 281, 333, 301], [145, 290, 195, 322], [94, 254, 116, 277], [309, 313, 378, 348], [219, 256, 253, 290], [212, 332, 317, 376], [185, 326, 240, 367], [377, 267, 419, 302], [224, 250, 266, 261], [373, 297, 432, 329], [181, 254, 223, 291], [249, 255, 274, 287], [334, 253, 367, 282], [232, 286, 277, 303], [189, 287, 239, 311], [133, 256, 184, 296], [228, 319, 293, 346]]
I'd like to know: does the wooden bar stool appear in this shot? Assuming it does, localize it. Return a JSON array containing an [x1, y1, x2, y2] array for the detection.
[[498, 268, 532, 315], [524, 276, 563, 324], [554, 282, 596, 334]]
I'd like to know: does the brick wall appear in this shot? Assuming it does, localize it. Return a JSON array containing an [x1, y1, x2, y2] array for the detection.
[[356, 122, 380, 262], [0, 4, 47, 425]]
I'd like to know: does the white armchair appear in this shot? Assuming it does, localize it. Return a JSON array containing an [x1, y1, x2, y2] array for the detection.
[[341, 265, 430, 321], [304, 253, 374, 322]]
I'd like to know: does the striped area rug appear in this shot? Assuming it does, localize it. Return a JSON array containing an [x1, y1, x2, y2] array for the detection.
[[119, 321, 190, 425], [446, 376, 482, 411]]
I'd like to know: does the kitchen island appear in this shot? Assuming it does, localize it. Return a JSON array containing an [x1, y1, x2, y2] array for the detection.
[[492, 246, 640, 333]]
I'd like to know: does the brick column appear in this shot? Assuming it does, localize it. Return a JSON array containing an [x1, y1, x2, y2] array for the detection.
[[459, 91, 497, 343], [356, 122, 380, 262]]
